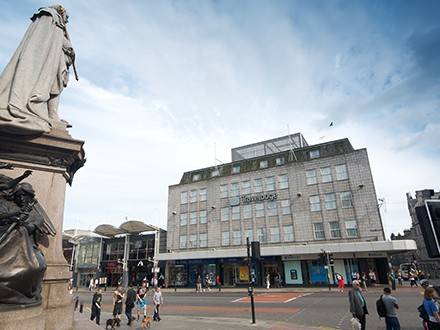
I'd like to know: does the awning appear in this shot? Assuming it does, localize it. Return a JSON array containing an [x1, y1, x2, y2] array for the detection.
[[94, 220, 162, 237]]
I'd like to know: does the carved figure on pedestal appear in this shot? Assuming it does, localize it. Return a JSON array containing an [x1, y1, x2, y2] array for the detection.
[[0, 5, 78, 135], [0, 167, 56, 307]]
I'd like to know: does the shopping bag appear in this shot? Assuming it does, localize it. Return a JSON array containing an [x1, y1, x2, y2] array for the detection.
[[350, 317, 361, 330]]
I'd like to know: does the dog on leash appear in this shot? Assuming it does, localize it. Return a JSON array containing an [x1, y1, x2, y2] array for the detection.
[[105, 317, 121, 329], [141, 315, 152, 329]]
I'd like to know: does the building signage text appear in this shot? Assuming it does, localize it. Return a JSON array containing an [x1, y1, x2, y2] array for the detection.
[[240, 193, 278, 204]]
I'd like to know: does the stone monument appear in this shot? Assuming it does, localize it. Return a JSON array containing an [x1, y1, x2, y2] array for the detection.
[[0, 5, 85, 330]]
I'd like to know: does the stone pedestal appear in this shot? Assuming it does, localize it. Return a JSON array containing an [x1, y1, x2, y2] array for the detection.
[[0, 129, 85, 330]]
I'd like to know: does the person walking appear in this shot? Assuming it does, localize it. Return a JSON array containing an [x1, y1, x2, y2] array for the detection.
[[349, 280, 368, 330], [196, 274, 202, 293], [136, 281, 148, 320], [336, 273, 345, 293], [152, 287, 163, 322], [125, 284, 136, 326], [360, 273, 368, 292], [424, 287, 440, 330], [88, 277, 94, 291], [266, 273, 271, 290], [410, 269, 418, 287], [381, 287, 400, 330], [112, 286, 124, 323], [90, 287, 102, 325]]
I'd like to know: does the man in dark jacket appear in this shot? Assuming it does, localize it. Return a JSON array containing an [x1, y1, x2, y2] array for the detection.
[[349, 280, 368, 330], [90, 287, 102, 325], [125, 284, 137, 325]]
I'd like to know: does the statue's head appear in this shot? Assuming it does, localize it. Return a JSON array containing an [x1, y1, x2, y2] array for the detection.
[[13, 182, 35, 206], [50, 5, 69, 24]]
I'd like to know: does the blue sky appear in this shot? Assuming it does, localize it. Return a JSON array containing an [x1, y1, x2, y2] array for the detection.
[[1, 0, 439, 236]]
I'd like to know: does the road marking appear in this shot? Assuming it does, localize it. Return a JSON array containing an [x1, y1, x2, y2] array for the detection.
[[284, 293, 312, 303]]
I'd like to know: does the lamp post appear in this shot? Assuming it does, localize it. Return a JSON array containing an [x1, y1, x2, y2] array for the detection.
[[246, 237, 256, 324]]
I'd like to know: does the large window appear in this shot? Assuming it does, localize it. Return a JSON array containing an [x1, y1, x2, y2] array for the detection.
[[243, 204, 252, 219], [313, 223, 325, 239], [77, 240, 101, 265], [345, 220, 358, 237], [329, 221, 341, 238], [265, 177, 275, 191], [270, 227, 280, 242], [255, 203, 265, 217], [283, 225, 294, 242], [180, 213, 187, 226], [324, 193, 337, 210], [320, 167, 332, 183], [189, 190, 197, 203], [188, 234, 197, 248], [180, 191, 188, 204], [253, 179, 263, 193], [278, 174, 289, 189], [199, 188, 207, 201], [221, 207, 229, 221], [231, 206, 240, 220], [281, 200, 291, 215], [267, 201, 277, 216], [306, 169, 317, 185], [221, 231, 230, 246], [335, 164, 348, 180], [199, 210, 207, 224], [242, 181, 251, 195], [309, 195, 321, 212], [189, 211, 197, 225], [260, 160, 268, 169], [232, 230, 241, 245], [340, 191, 353, 208], [199, 233, 208, 247], [220, 184, 228, 198], [230, 182, 240, 197], [179, 235, 187, 249], [257, 228, 267, 243], [245, 228, 253, 241], [232, 164, 241, 174]]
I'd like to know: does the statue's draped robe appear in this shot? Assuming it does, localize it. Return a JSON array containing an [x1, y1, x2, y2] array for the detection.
[[0, 7, 70, 135]]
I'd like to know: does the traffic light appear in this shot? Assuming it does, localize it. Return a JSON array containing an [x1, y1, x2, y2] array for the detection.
[[319, 252, 327, 265], [251, 241, 261, 260], [416, 200, 440, 258], [328, 253, 334, 265]]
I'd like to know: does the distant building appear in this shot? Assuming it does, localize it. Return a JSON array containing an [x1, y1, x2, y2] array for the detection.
[[391, 189, 440, 278], [158, 134, 416, 287]]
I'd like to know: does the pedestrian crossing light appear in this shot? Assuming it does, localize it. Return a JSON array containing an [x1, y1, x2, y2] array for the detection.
[[328, 253, 334, 265]]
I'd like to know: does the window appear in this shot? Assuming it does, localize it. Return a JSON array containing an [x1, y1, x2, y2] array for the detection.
[[283, 225, 294, 242], [309, 195, 321, 212], [245, 228, 253, 241], [233, 230, 241, 245], [276, 157, 285, 166], [199, 188, 207, 201], [313, 223, 325, 239], [199, 233, 208, 247], [270, 227, 280, 242], [221, 207, 229, 221], [335, 164, 348, 180], [310, 150, 320, 159], [329, 221, 341, 238], [221, 231, 230, 246], [320, 167, 332, 183], [267, 201, 277, 216], [253, 179, 263, 193], [260, 160, 268, 169], [211, 169, 220, 177], [255, 203, 265, 217], [278, 174, 289, 189], [232, 164, 241, 174], [189, 234, 197, 248], [242, 181, 251, 195], [220, 184, 228, 198], [345, 220, 358, 237], [180, 191, 188, 204], [306, 169, 317, 185], [180, 213, 187, 226], [243, 205, 252, 219], [199, 210, 207, 224], [281, 200, 291, 215], [257, 228, 267, 243], [189, 190, 197, 203], [179, 235, 187, 249], [265, 177, 275, 191], [340, 191, 353, 208], [192, 173, 201, 181], [232, 206, 240, 220], [230, 182, 240, 197], [324, 193, 337, 210], [189, 212, 197, 225]]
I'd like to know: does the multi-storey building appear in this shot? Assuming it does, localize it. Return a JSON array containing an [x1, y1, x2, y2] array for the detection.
[[158, 134, 416, 287]]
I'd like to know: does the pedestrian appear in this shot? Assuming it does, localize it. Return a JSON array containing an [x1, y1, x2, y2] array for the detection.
[[196, 274, 202, 293], [90, 287, 102, 325], [136, 281, 148, 320], [216, 274, 221, 291], [360, 273, 367, 292], [112, 286, 124, 323], [205, 274, 211, 292], [336, 273, 345, 293], [88, 277, 94, 291], [349, 280, 368, 330], [389, 271, 397, 291], [125, 284, 136, 326], [423, 287, 440, 330], [351, 271, 358, 284], [369, 270, 377, 286], [94, 277, 99, 289], [381, 287, 400, 330], [410, 269, 418, 287], [396, 271, 403, 286], [266, 273, 271, 290], [152, 287, 163, 322]]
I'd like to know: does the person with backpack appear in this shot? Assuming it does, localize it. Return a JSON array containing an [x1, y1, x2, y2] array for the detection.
[[349, 280, 368, 330], [423, 287, 440, 330], [378, 287, 400, 330]]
